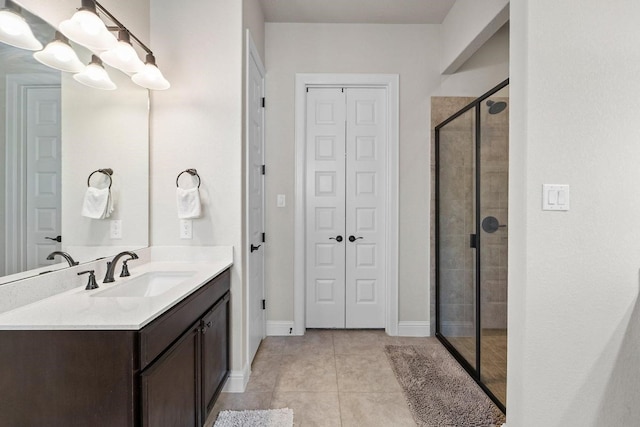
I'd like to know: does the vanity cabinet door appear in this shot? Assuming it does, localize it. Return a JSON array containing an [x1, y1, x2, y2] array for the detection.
[[201, 292, 230, 418], [141, 325, 201, 427]]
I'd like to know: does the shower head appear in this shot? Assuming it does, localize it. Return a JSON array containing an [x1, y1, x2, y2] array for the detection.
[[486, 99, 507, 115]]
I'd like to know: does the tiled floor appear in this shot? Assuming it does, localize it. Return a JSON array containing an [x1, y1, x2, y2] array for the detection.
[[204, 329, 432, 427], [446, 329, 507, 405]]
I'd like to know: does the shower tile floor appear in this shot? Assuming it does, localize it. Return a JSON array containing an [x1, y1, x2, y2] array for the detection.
[[447, 328, 507, 405]]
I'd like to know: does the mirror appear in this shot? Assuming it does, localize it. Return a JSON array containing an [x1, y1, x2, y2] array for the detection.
[[0, 4, 149, 284]]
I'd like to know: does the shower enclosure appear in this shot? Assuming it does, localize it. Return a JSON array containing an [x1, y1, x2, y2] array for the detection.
[[435, 79, 509, 411]]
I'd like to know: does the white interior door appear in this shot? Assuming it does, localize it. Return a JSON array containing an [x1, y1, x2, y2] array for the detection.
[[306, 87, 387, 329], [306, 88, 347, 328], [345, 88, 387, 328], [247, 33, 265, 363], [26, 87, 61, 269]]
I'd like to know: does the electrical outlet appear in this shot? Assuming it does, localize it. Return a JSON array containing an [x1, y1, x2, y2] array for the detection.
[[180, 219, 193, 239], [110, 220, 122, 239]]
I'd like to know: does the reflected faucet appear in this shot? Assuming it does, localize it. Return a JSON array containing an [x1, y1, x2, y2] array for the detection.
[[103, 251, 139, 283], [46, 251, 79, 267]]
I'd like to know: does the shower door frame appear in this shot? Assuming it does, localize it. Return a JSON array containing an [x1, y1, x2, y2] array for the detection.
[[434, 78, 509, 413]]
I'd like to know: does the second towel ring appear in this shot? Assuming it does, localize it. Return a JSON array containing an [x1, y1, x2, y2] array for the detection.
[[87, 168, 113, 189], [176, 168, 201, 188]]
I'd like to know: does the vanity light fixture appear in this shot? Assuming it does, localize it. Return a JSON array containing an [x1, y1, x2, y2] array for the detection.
[[73, 55, 116, 90], [132, 53, 170, 90], [0, 1, 42, 51], [100, 30, 144, 73], [59, 0, 117, 51], [34, 31, 85, 73]]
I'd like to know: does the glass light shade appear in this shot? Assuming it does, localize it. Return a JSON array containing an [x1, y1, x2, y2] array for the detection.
[[34, 33, 85, 73], [0, 9, 43, 50], [100, 31, 144, 73], [59, 8, 117, 51], [132, 54, 170, 90], [73, 55, 116, 90]]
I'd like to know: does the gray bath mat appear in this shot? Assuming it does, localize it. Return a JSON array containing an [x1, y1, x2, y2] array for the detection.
[[385, 344, 506, 427], [214, 408, 293, 427]]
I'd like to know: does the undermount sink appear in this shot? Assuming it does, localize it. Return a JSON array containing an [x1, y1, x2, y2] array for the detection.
[[91, 271, 197, 298]]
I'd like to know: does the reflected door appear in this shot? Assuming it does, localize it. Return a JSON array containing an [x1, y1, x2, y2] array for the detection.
[[305, 87, 387, 329], [26, 86, 61, 269]]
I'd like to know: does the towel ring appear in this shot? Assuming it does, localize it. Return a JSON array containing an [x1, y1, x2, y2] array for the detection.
[[87, 168, 113, 189], [176, 168, 201, 188]]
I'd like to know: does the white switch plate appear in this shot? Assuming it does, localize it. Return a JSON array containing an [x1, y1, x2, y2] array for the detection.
[[110, 220, 122, 239], [180, 219, 193, 239], [543, 184, 570, 211], [277, 194, 286, 208]]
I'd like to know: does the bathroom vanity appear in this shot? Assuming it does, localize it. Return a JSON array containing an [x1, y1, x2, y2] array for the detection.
[[0, 260, 231, 427]]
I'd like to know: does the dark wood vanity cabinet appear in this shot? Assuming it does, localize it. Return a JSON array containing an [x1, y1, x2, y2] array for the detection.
[[0, 268, 230, 427]]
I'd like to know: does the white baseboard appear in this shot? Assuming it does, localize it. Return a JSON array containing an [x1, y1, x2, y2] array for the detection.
[[398, 321, 431, 337], [222, 363, 250, 393], [266, 320, 295, 336]]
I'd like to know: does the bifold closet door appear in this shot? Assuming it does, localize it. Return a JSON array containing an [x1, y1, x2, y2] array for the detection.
[[305, 87, 387, 329]]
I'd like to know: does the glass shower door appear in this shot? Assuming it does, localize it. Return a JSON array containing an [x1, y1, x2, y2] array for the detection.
[[436, 108, 477, 369], [479, 88, 509, 405]]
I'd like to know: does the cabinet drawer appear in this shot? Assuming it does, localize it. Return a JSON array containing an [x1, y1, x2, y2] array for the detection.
[[139, 269, 230, 369]]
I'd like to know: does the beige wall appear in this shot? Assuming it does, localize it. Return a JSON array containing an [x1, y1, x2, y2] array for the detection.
[[264, 23, 441, 325]]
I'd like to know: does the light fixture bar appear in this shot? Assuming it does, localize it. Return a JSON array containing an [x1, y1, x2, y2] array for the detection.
[[94, 1, 152, 55]]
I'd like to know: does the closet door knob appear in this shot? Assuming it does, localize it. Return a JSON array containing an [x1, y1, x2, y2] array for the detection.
[[329, 235, 343, 242], [348, 235, 363, 242]]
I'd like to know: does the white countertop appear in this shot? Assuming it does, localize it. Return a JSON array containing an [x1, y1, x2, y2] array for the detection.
[[0, 258, 232, 331]]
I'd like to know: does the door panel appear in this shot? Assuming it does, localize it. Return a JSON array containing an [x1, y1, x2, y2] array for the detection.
[[26, 87, 61, 270], [306, 87, 388, 329], [247, 46, 265, 362], [306, 88, 346, 328], [345, 88, 387, 328]]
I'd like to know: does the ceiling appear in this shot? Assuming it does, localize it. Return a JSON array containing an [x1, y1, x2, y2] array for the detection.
[[259, 0, 457, 24]]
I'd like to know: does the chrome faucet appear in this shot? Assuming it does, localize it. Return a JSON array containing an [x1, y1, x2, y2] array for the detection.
[[103, 251, 139, 283], [46, 251, 79, 267]]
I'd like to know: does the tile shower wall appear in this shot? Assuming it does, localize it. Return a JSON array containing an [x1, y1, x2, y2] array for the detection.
[[431, 97, 475, 338], [480, 99, 508, 329], [430, 97, 508, 336]]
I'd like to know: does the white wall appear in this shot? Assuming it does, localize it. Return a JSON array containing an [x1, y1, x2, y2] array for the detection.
[[436, 22, 509, 97], [149, 0, 246, 373], [440, 0, 509, 74], [264, 23, 441, 325], [509, 0, 640, 424]]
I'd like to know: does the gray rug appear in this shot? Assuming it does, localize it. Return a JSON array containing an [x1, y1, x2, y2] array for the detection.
[[214, 408, 293, 427], [385, 344, 506, 427]]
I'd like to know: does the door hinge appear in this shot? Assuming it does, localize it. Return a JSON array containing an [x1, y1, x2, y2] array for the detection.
[[261, 164, 266, 175], [261, 97, 265, 108], [262, 299, 266, 310], [262, 232, 265, 243]]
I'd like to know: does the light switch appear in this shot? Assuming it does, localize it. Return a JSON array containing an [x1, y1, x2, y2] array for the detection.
[[543, 184, 570, 211], [277, 194, 286, 208]]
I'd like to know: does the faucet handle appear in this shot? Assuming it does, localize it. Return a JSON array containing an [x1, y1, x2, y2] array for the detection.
[[103, 261, 114, 283], [120, 260, 131, 277], [78, 270, 99, 290]]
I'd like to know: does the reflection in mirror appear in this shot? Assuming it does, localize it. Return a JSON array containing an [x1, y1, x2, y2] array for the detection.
[[0, 5, 149, 285]]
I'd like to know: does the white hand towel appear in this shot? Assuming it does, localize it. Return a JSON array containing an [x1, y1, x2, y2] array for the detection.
[[81, 187, 112, 219], [177, 187, 201, 219]]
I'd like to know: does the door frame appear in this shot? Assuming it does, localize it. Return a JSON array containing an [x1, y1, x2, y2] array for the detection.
[[244, 30, 266, 365], [5, 73, 60, 275], [293, 73, 399, 336]]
